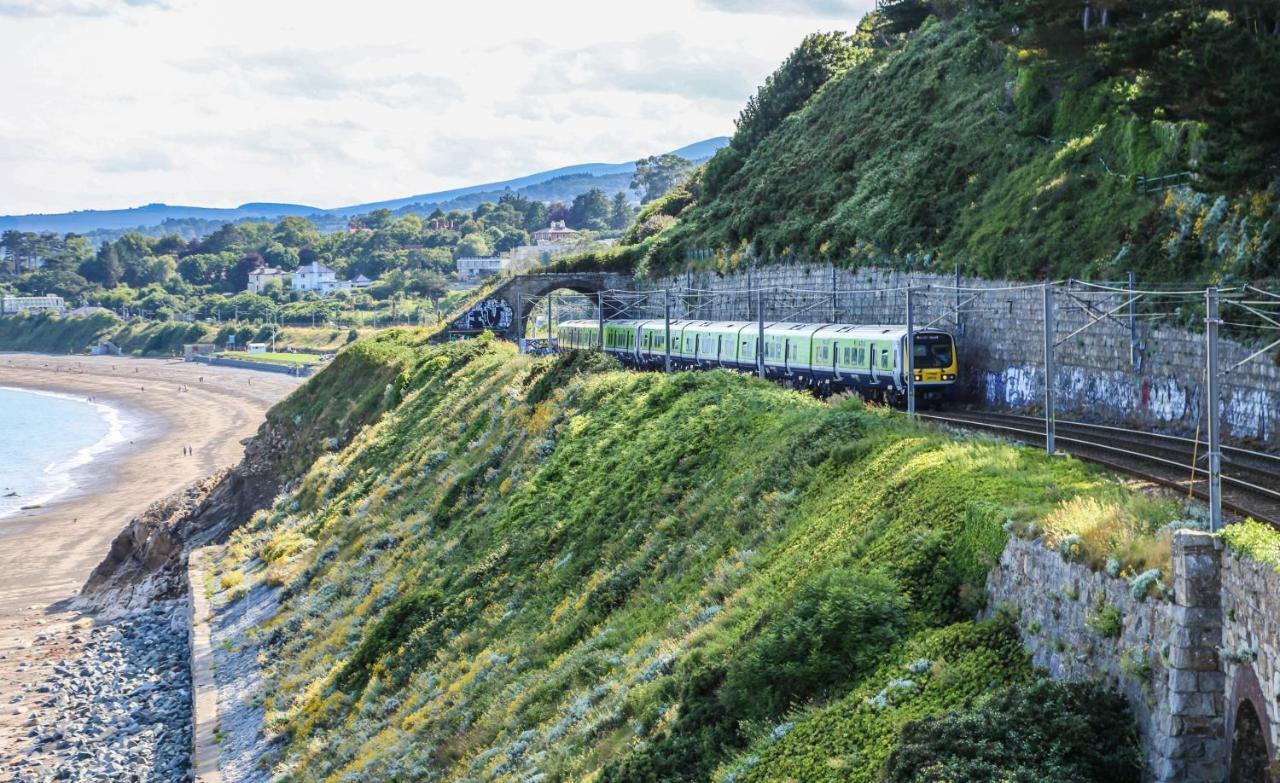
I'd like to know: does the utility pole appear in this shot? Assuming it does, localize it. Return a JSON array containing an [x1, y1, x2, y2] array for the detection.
[[515, 295, 524, 351], [905, 286, 916, 416], [954, 263, 962, 335], [664, 289, 672, 373], [756, 288, 766, 379], [1206, 286, 1222, 531], [1128, 271, 1138, 369], [597, 291, 605, 351], [830, 264, 837, 322], [1043, 283, 1056, 455], [546, 293, 553, 351]]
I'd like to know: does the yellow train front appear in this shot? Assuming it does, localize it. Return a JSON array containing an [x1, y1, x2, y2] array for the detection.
[[556, 318, 959, 405]]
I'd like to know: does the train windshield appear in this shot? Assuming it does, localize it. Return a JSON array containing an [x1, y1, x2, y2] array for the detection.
[[912, 333, 954, 368]]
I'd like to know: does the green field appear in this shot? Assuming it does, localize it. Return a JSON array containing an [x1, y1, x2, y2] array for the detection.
[[214, 351, 323, 367]]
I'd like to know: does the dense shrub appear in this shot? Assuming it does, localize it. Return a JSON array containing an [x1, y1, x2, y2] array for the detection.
[[722, 568, 910, 720], [336, 587, 445, 691], [884, 679, 1142, 783]]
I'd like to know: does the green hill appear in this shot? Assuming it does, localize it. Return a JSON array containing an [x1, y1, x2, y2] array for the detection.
[[562, 11, 1278, 286], [207, 336, 1178, 781]]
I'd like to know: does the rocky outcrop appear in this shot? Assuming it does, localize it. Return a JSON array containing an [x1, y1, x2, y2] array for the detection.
[[77, 423, 295, 615]]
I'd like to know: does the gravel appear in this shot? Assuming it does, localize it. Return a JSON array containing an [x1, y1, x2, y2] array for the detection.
[[4, 602, 192, 783]]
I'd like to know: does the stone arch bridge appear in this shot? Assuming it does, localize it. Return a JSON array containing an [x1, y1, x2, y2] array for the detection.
[[439, 272, 635, 343]]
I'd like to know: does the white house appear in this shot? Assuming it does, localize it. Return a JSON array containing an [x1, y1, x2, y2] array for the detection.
[[291, 261, 352, 295], [1, 295, 66, 315], [247, 266, 289, 294], [456, 257, 510, 281]]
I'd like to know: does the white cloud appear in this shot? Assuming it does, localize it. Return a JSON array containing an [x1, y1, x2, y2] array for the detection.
[[697, 0, 874, 16], [0, 0, 868, 214], [0, 0, 166, 17]]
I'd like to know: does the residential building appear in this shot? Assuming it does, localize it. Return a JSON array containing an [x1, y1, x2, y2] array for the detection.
[[1, 295, 66, 315], [532, 220, 578, 245], [456, 257, 510, 281], [247, 266, 289, 294], [291, 261, 352, 294], [351, 274, 374, 289]]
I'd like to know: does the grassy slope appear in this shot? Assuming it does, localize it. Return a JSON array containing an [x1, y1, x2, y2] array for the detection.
[[582, 16, 1276, 285], [211, 339, 1179, 781]]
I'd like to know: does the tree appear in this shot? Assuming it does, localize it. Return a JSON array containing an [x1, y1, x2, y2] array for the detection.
[[454, 233, 493, 259], [272, 216, 321, 249], [704, 31, 862, 197], [609, 192, 635, 230], [81, 243, 123, 287], [631, 154, 694, 204], [568, 188, 611, 230]]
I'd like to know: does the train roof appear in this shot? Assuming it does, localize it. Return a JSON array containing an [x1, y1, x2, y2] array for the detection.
[[564, 318, 954, 338]]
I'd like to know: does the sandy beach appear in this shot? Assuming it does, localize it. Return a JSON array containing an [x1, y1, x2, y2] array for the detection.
[[0, 353, 302, 762]]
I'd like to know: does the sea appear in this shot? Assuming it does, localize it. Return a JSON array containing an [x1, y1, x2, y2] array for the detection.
[[0, 386, 131, 520]]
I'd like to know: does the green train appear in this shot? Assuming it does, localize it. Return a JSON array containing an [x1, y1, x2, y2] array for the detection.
[[556, 318, 959, 404]]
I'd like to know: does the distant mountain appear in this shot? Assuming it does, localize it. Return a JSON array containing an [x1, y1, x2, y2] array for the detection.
[[326, 137, 728, 216], [0, 202, 321, 235], [0, 137, 729, 236]]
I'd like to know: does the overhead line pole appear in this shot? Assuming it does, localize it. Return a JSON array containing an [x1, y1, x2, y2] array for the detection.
[[1043, 283, 1056, 455], [757, 288, 766, 380], [597, 291, 605, 351], [664, 290, 672, 374], [905, 285, 915, 417], [1206, 286, 1223, 531], [830, 264, 837, 322], [1128, 271, 1138, 369]]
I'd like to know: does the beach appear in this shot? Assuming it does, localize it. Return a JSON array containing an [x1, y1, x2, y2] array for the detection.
[[0, 353, 302, 763]]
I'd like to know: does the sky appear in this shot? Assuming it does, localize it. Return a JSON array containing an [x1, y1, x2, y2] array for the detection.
[[0, 0, 875, 215]]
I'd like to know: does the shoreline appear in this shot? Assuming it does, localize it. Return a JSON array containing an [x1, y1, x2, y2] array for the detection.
[[0, 384, 149, 523], [0, 353, 303, 766]]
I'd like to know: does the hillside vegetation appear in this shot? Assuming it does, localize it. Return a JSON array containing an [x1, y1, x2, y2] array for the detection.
[[560, 10, 1278, 286], [207, 336, 1185, 781], [0, 311, 361, 356]]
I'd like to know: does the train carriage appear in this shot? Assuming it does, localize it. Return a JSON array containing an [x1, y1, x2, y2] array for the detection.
[[556, 317, 959, 405]]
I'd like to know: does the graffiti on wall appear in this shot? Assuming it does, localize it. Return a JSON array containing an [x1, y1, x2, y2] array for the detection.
[[459, 298, 515, 332]]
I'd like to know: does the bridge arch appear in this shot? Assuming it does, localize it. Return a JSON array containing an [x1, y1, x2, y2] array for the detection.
[[1228, 665, 1275, 782], [442, 273, 634, 343]]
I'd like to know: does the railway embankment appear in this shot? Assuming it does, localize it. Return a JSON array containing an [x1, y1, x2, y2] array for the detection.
[[190, 334, 1241, 781]]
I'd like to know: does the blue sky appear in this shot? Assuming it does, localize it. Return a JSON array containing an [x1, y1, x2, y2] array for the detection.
[[0, 0, 874, 214]]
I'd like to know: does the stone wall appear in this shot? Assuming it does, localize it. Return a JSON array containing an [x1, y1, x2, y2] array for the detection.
[[631, 265, 1280, 448], [985, 533, 1229, 782], [1221, 548, 1280, 763]]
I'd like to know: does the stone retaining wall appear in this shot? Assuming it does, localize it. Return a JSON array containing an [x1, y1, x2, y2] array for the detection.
[[1221, 548, 1280, 762], [985, 532, 1228, 782], [633, 265, 1280, 448]]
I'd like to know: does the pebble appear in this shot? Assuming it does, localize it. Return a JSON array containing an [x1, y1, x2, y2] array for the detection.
[[5, 602, 193, 782]]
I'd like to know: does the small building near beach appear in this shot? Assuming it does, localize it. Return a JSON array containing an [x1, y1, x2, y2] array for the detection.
[[183, 343, 217, 359], [1, 295, 66, 315]]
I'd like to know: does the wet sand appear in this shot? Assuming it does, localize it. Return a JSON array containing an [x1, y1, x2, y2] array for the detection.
[[0, 353, 302, 760]]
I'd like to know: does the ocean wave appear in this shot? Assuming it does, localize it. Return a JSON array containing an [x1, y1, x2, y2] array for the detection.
[[0, 386, 135, 520]]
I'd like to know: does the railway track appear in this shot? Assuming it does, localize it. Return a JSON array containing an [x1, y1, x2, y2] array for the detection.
[[916, 410, 1280, 527]]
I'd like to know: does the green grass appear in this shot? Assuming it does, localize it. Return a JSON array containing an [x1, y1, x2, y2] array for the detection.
[[210, 342, 1172, 781], [215, 351, 322, 367], [1221, 519, 1280, 571]]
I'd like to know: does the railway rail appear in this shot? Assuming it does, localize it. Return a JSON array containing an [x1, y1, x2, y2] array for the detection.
[[916, 410, 1280, 528]]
